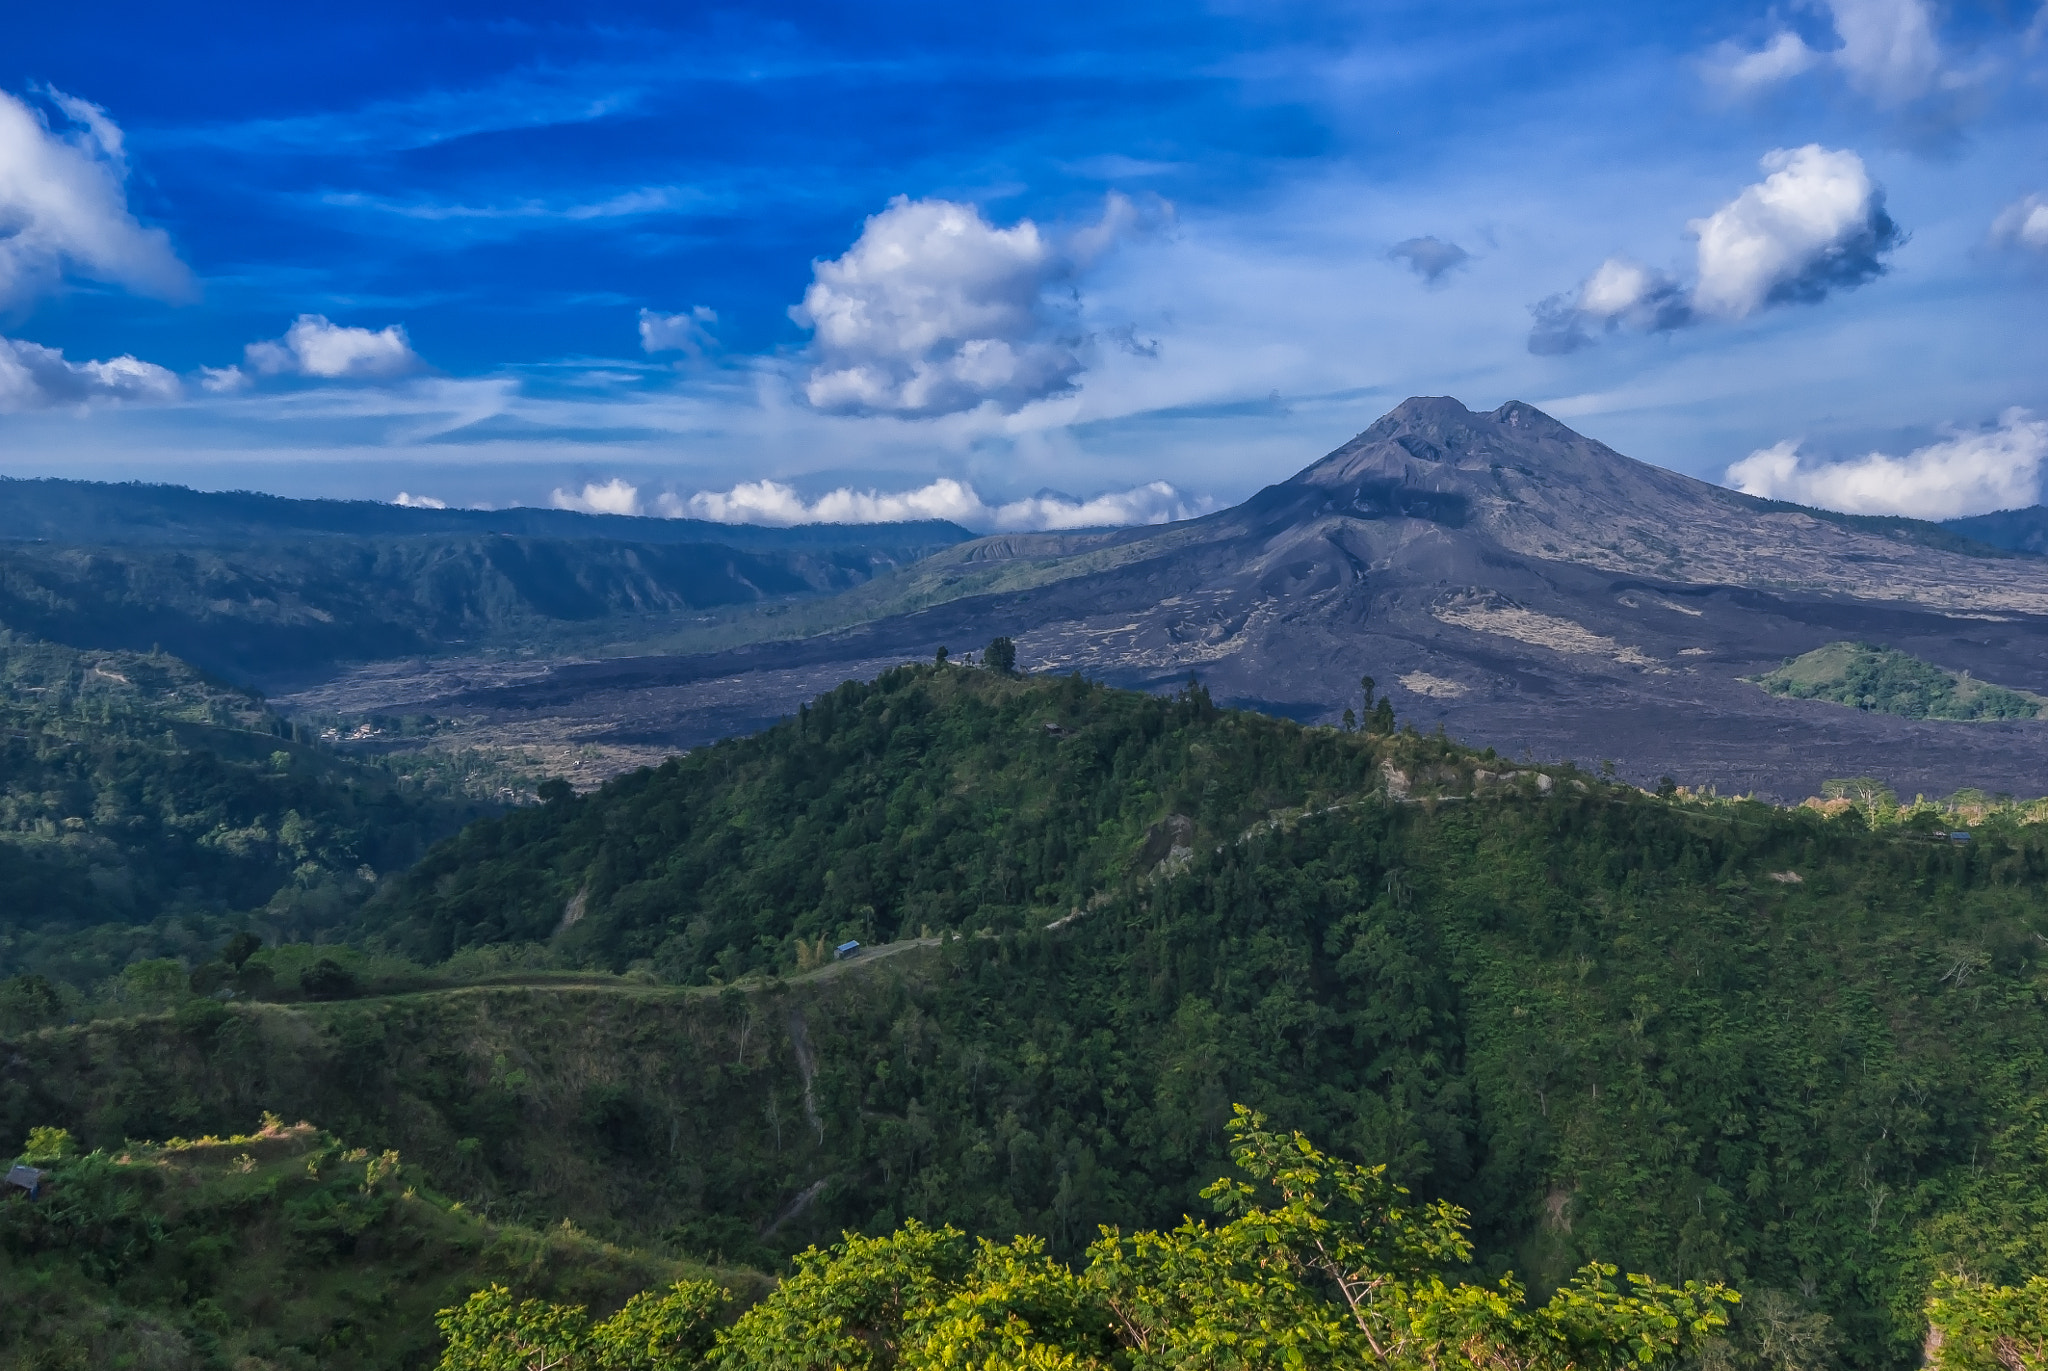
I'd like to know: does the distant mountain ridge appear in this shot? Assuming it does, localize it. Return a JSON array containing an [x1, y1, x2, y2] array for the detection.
[[0, 477, 976, 690], [0, 475, 971, 549], [1944, 505, 2048, 556]]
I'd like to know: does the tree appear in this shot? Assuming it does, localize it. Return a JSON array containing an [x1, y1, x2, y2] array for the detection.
[[437, 1285, 593, 1371], [440, 1108, 1733, 1371], [0, 973, 65, 1033], [436, 1280, 728, 1371], [590, 1282, 730, 1371], [221, 931, 263, 970], [984, 638, 1017, 676], [20, 1126, 76, 1164], [1927, 1274, 2048, 1371], [1359, 675, 1395, 734], [737, 1109, 1733, 1371], [298, 958, 359, 1000]]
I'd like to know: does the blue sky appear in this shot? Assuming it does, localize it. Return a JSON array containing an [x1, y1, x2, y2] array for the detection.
[[2, 0, 2046, 527]]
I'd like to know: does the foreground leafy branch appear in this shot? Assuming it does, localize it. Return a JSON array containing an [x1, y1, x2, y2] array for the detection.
[[439, 1106, 1736, 1371], [1928, 1275, 2048, 1371]]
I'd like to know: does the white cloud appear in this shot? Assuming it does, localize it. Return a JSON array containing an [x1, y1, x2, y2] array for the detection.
[[245, 314, 421, 379], [676, 476, 1211, 531], [1991, 194, 2048, 253], [1708, 0, 1945, 104], [1708, 31, 1820, 91], [1531, 146, 1898, 352], [792, 194, 1140, 417], [197, 364, 250, 393], [550, 478, 643, 516], [392, 491, 446, 509], [638, 305, 717, 356], [1827, 0, 1944, 102], [0, 87, 192, 308], [1690, 146, 1897, 318], [1726, 410, 2048, 518], [0, 336, 179, 412]]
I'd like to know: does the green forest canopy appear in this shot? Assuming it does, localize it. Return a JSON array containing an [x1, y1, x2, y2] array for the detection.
[[0, 632, 496, 989], [12, 660, 2048, 1371], [1750, 642, 2043, 721]]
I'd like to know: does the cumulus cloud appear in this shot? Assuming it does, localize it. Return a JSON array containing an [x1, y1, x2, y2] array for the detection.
[[391, 491, 446, 509], [245, 314, 421, 379], [1726, 410, 2048, 518], [0, 87, 192, 308], [638, 305, 717, 356], [792, 194, 1142, 417], [1991, 194, 2048, 253], [550, 478, 643, 516], [1690, 146, 1900, 317], [1388, 236, 1470, 284], [0, 336, 179, 412], [1529, 258, 1691, 354], [1708, 0, 1946, 104], [1530, 146, 1899, 353], [676, 476, 1211, 531]]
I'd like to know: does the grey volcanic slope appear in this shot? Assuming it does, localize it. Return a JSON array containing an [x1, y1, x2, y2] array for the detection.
[[292, 398, 2048, 799]]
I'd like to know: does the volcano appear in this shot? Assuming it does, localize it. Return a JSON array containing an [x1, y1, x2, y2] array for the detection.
[[300, 398, 2048, 798]]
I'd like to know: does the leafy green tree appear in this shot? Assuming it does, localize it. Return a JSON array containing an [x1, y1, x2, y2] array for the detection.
[[1085, 1106, 1734, 1371], [436, 1108, 1730, 1371], [1927, 1275, 2048, 1371], [0, 973, 64, 1032], [985, 637, 1018, 676], [437, 1284, 595, 1371], [220, 931, 263, 969], [713, 1108, 1731, 1371], [715, 1221, 976, 1371], [20, 1125, 76, 1164], [298, 957, 359, 1000], [437, 1279, 730, 1371], [589, 1281, 731, 1371]]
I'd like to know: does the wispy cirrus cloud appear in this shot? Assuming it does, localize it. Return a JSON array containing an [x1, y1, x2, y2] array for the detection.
[[320, 185, 713, 224]]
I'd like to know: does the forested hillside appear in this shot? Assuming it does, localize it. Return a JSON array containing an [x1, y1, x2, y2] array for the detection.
[[9, 664, 2048, 1371], [0, 632, 495, 989], [0, 1119, 741, 1371], [0, 534, 948, 691], [360, 664, 1388, 977]]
